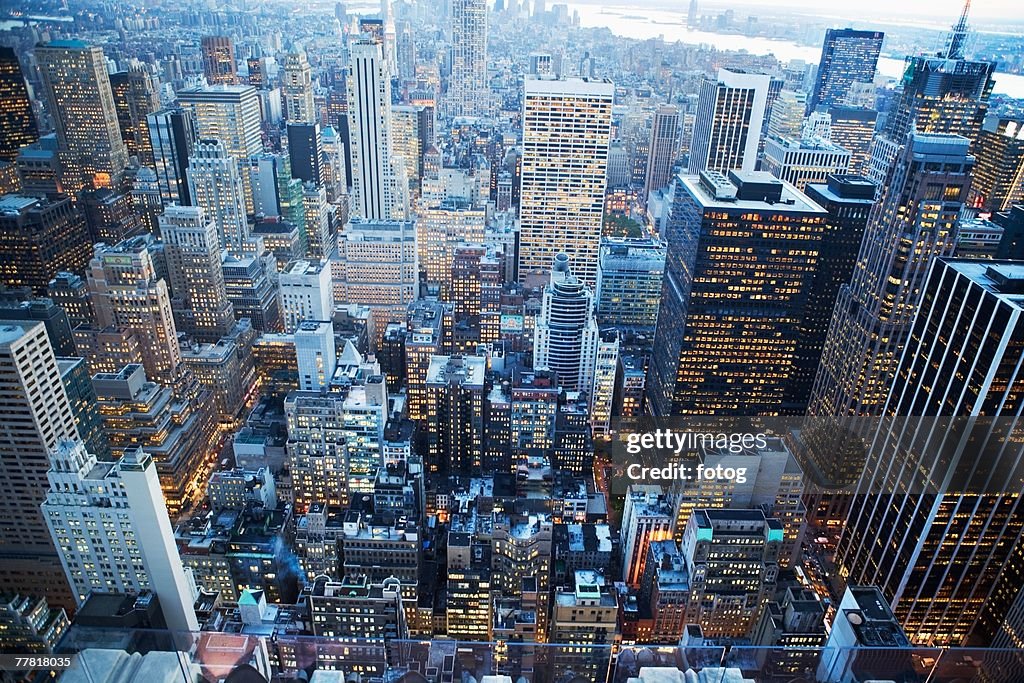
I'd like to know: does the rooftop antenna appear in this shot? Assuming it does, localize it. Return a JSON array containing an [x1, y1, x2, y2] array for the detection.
[[946, 0, 971, 59]]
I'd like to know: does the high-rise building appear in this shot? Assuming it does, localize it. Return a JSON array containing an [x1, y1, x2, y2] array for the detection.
[[147, 108, 198, 206], [534, 254, 600, 393], [550, 570, 618, 670], [187, 138, 249, 254], [332, 218, 418, 345], [48, 271, 94, 327], [88, 237, 182, 385], [837, 259, 1024, 645], [160, 205, 236, 341], [177, 85, 263, 213], [294, 320, 336, 391], [784, 175, 876, 414], [283, 52, 316, 123], [0, 194, 91, 294], [425, 354, 486, 474], [58, 356, 110, 461], [201, 36, 237, 85], [519, 77, 613, 287], [766, 89, 806, 140], [688, 69, 770, 176], [969, 118, 1024, 213], [0, 593, 68, 654], [595, 237, 666, 330], [648, 171, 826, 416], [643, 105, 680, 201], [287, 122, 324, 186], [390, 105, 431, 192], [808, 29, 883, 113], [826, 106, 877, 176], [35, 41, 128, 192], [808, 134, 973, 419], [221, 239, 281, 333], [0, 47, 39, 162], [762, 135, 851, 191], [590, 330, 619, 437], [0, 322, 79, 609], [302, 182, 333, 260], [405, 300, 448, 425], [621, 485, 674, 588], [446, 0, 489, 118], [417, 198, 485, 296], [347, 39, 408, 221], [681, 509, 782, 638], [279, 259, 333, 332], [109, 68, 160, 164]]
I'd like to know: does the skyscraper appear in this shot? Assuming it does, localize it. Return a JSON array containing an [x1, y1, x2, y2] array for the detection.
[[187, 138, 249, 254], [808, 134, 973, 419], [647, 171, 826, 416], [35, 41, 128, 192], [838, 259, 1024, 645], [347, 39, 409, 221], [643, 104, 680, 201], [109, 68, 160, 164], [827, 106, 877, 175], [147, 108, 199, 206], [808, 29, 884, 113], [287, 122, 325, 186], [969, 118, 1024, 213], [417, 198, 486, 296], [595, 237, 666, 330], [446, 0, 489, 118], [177, 84, 263, 213], [0, 47, 39, 162], [0, 322, 78, 609], [160, 205, 236, 342], [519, 77, 613, 287], [762, 135, 851, 191], [283, 52, 316, 123], [534, 254, 600, 393], [688, 69, 770, 176], [201, 35, 237, 85], [0, 194, 92, 294]]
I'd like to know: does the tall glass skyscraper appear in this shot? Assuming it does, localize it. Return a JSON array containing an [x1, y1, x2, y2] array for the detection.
[[0, 46, 38, 162], [808, 28, 884, 113]]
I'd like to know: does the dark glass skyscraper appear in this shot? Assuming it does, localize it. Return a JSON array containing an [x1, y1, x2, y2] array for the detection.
[[808, 28, 884, 113], [0, 47, 38, 162]]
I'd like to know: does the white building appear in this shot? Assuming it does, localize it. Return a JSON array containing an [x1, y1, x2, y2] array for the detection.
[[519, 77, 613, 287], [621, 485, 675, 587], [533, 253, 599, 393], [589, 330, 619, 437], [688, 69, 771, 175], [295, 320, 337, 391], [186, 138, 249, 254], [283, 52, 315, 124], [446, 0, 489, 118], [279, 259, 333, 331]]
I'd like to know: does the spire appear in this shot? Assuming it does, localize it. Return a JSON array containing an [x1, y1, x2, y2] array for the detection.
[[946, 0, 971, 59]]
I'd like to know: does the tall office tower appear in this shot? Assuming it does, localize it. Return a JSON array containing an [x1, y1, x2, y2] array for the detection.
[[491, 512, 554, 642], [58, 357, 110, 461], [347, 40, 409, 221], [519, 77, 613, 288], [48, 271, 95, 327], [0, 47, 39, 161], [868, 7, 992, 185], [762, 136, 851, 191], [396, 21, 417, 81], [404, 300, 448, 426], [287, 122, 324, 185], [332, 218, 418, 345], [0, 195, 91, 294], [417, 199, 486, 296], [160, 205, 236, 342], [391, 105, 430, 191], [177, 85, 263, 213], [303, 183, 333, 260], [279, 260, 333, 331], [783, 175, 876, 414], [286, 377, 388, 508], [688, 69, 770, 176], [187, 138, 249, 254], [643, 105, 680, 201], [35, 41, 128, 192], [201, 35, 237, 85], [109, 68, 160, 164], [826, 106, 877, 175], [222, 246, 281, 333], [533, 254, 600, 393], [446, 0, 489, 117], [837, 259, 1024, 645], [81, 188, 144, 244], [681, 509, 782, 638], [0, 295, 76, 357], [147, 108, 199, 206], [590, 330, 619, 437], [621, 485, 674, 587], [648, 171, 826, 416], [639, 540, 690, 643], [0, 323, 78, 608], [808, 134, 972, 419], [247, 57, 265, 89], [425, 354, 485, 474], [808, 29, 883, 114], [969, 118, 1024, 212], [88, 238, 182, 385], [283, 53, 316, 123], [595, 237, 666, 330], [766, 89, 806, 140], [295, 320, 336, 391]]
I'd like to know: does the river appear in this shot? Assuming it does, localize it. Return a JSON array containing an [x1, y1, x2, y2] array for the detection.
[[567, 3, 1024, 99]]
